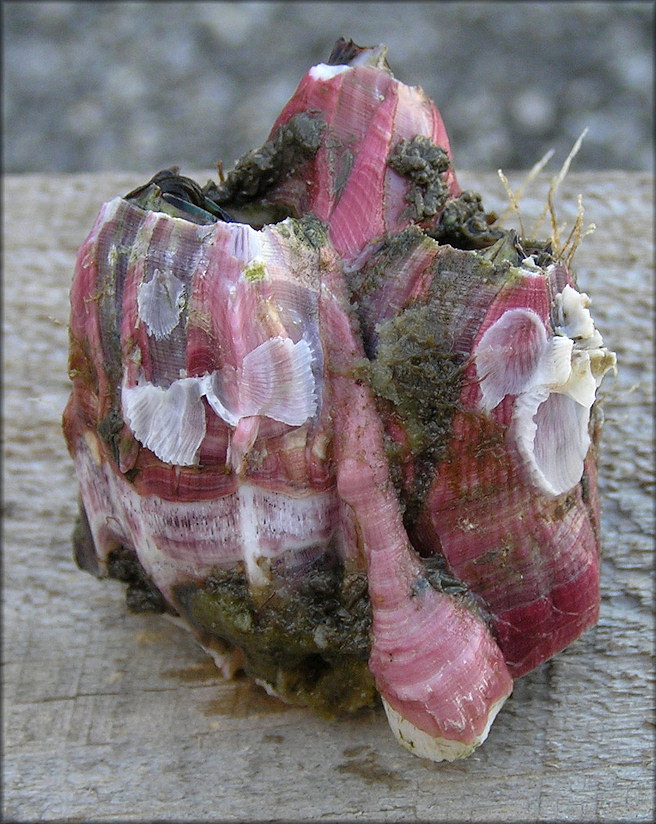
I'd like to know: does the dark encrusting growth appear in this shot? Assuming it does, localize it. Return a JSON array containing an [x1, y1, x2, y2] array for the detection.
[[174, 564, 375, 717]]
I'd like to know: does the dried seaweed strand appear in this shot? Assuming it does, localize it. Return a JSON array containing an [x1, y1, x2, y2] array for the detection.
[[534, 128, 588, 254], [495, 147, 555, 230], [561, 193, 597, 268], [496, 168, 525, 238]]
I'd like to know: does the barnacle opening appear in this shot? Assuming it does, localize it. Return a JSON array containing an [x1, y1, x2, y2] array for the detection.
[[125, 168, 232, 224], [326, 36, 391, 71], [125, 113, 328, 229]]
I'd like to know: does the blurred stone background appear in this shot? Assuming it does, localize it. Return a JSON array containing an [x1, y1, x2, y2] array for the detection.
[[3, 1, 653, 175]]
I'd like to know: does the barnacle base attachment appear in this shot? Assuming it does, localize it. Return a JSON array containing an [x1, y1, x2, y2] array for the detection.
[[382, 694, 508, 762]]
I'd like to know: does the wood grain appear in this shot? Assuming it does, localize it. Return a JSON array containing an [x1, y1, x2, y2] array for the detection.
[[2, 171, 653, 822]]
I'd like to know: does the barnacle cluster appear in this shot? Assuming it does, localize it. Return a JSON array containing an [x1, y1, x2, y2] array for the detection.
[[64, 39, 615, 761]]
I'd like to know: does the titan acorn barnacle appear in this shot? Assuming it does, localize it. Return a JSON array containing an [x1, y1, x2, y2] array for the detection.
[[63, 38, 616, 761]]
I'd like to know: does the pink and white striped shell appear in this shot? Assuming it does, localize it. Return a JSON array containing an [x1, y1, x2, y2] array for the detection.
[[63, 39, 616, 761]]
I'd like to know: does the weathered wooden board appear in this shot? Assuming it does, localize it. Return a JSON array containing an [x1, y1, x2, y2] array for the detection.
[[2, 171, 654, 822]]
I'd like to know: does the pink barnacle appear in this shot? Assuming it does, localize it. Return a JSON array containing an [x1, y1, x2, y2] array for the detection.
[[350, 233, 615, 682], [266, 41, 460, 259], [204, 38, 466, 264], [322, 253, 513, 759]]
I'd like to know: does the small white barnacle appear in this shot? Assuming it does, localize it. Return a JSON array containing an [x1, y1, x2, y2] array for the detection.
[[475, 286, 616, 497], [137, 267, 186, 339], [121, 336, 317, 467], [552, 284, 617, 396], [554, 283, 596, 340]]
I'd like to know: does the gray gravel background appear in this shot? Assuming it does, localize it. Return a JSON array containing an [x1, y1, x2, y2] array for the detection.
[[3, 1, 654, 176]]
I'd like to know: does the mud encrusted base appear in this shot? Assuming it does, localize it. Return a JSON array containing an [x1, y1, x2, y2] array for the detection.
[[73, 501, 172, 615], [173, 565, 376, 717], [106, 546, 172, 614], [72, 495, 174, 614]]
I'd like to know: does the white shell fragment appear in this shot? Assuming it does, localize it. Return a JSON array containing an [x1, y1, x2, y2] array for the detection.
[[137, 267, 186, 339], [122, 337, 317, 466], [122, 377, 206, 466], [203, 336, 317, 427], [309, 63, 351, 81]]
